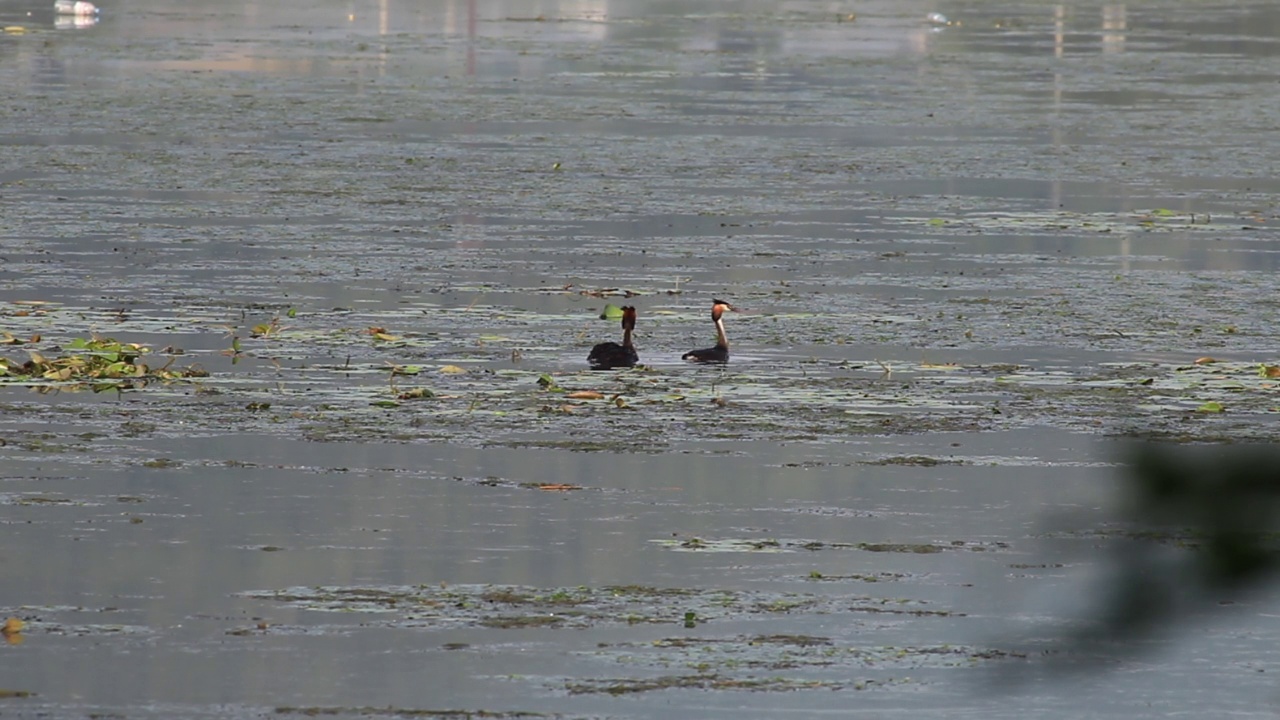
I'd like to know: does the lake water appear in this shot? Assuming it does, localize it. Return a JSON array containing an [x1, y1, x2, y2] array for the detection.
[[2, 0, 1280, 717]]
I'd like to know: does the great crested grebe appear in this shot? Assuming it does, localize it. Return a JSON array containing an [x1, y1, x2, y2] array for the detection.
[[682, 299, 736, 363], [588, 305, 639, 369]]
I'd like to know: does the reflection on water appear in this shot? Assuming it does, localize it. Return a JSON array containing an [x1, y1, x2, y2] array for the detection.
[[2, 1, 1280, 718]]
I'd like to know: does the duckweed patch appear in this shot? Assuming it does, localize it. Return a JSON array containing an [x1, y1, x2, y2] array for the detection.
[[479, 615, 569, 629], [861, 455, 964, 467], [563, 673, 846, 694], [242, 583, 953, 629], [650, 536, 1009, 554], [588, 636, 1022, 679], [806, 571, 912, 583], [1041, 526, 1232, 550], [453, 476, 600, 493], [273, 708, 554, 718], [1, 494, 77, 506]]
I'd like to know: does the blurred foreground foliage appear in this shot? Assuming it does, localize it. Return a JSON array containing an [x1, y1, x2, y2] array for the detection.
[[1070, 443, 1280, 653]]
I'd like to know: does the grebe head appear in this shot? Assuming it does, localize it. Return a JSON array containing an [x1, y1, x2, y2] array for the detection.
[[710, 299, 736, 320], [621, 305, 637, 331]]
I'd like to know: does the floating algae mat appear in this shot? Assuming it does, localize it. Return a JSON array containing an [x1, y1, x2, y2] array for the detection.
[[241, 582, 957, 626], [240, 582, 1002, 696], [649, 536, 1010, 554]]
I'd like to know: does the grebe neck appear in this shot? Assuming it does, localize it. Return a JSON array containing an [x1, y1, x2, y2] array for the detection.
[[714, 316, 728, 349]]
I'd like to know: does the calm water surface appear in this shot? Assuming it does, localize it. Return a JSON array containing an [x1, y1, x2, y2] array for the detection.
[[2, 0, 1280, 718]]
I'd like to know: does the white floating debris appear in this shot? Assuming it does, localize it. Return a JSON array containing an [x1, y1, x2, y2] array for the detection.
[[54, 13, 98, 29], [54, 0, 99, 16]]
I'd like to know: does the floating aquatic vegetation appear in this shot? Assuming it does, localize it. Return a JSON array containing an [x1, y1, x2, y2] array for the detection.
[[0, 336, 206, 390], [860, 455, 964, 467], [241, 578, 979, 698], [564, 673, 847, 694], [241, 583, 952, 628], [2, 297, 1279, 453], [562, 638, 1018, 694], [274, 708, 552, 718], [650, 536, 1009, 554], [589, 635, 1022, 677]]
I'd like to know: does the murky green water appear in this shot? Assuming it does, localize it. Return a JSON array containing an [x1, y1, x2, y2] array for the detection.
[[2, 1, 1280, 718]]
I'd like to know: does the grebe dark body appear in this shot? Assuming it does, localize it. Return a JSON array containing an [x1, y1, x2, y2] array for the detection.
[[589, 305, 639, 369]]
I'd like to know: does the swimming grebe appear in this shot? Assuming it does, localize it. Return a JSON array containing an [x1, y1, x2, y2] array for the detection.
[[682, 299, 735, 363], [588, 305, 639, 369]]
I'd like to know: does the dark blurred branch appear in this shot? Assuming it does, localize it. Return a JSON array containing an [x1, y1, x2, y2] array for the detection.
[[1124, 443, 1280, 592], [1005, 443, 1280, 682]]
